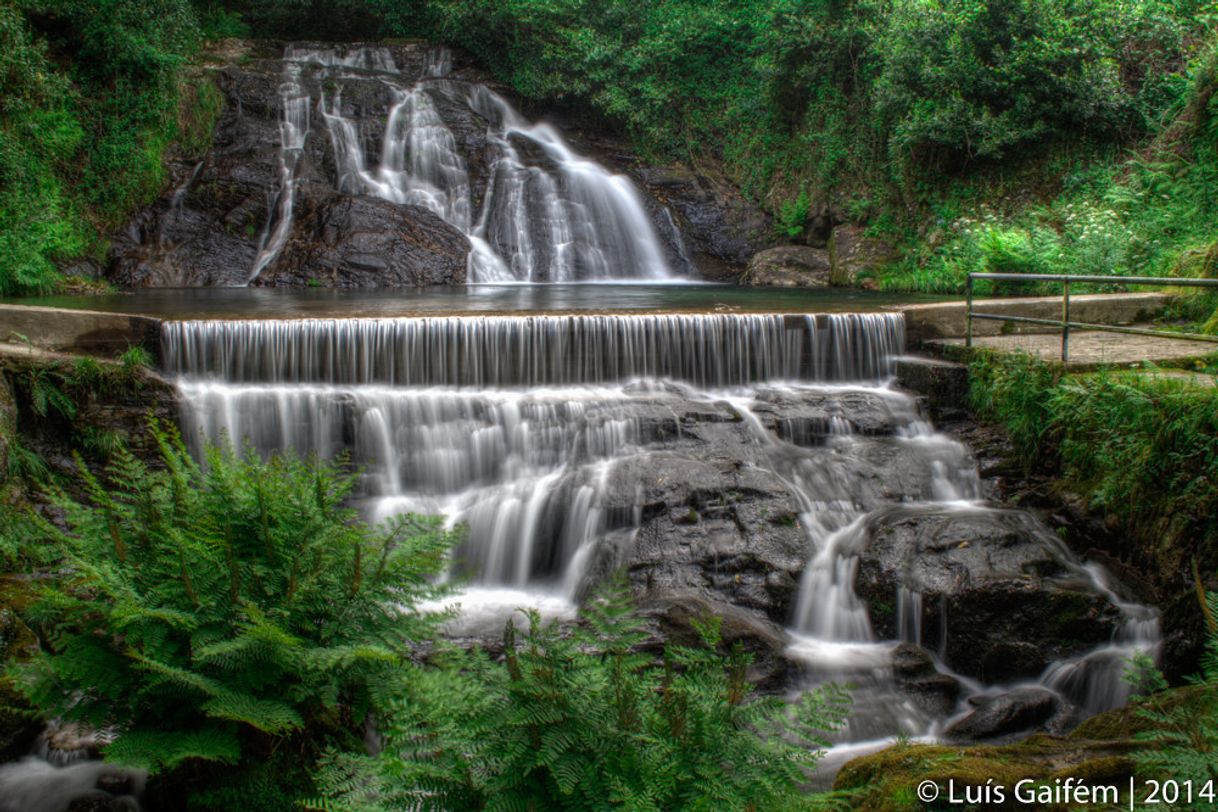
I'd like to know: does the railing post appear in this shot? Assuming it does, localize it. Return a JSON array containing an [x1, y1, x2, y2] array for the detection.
[[966, 275, 974, 349], [1061, 279, 1071, 363]]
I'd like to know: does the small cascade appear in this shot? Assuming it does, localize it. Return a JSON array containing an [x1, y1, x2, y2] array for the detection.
[[252, 44, 681, 283], [1041, 562, 1162, 713], [250, 60, 311, 283]]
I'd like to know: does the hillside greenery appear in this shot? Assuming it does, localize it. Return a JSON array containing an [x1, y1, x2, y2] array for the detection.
[[0, 0, 224, 296], [4, 0, 1216, 295], [968, 352, 1218, 576]]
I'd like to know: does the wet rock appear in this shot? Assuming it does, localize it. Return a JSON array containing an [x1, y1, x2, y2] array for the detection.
[[613, 449, 810, 622], [830, 224, 897, 283], [891, 644, 961, 717], [255, 192, 469, 287], [742, 245, 832, 287], [631, 164, 772, 279], [643, 591, 796, 690], [750, 387, 913, 442], [856, 506, 1123, 682], [894, 355, 969, 423], [946, 687, 1060, 741]]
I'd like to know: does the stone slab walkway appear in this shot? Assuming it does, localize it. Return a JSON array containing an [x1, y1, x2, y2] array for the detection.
[[930, 330, 1218, 371]]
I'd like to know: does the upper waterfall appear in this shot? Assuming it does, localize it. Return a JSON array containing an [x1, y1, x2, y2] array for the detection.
[[250, 44, 681, 284]]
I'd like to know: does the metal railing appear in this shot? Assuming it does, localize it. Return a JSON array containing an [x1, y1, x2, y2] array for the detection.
[[966, 272, 1218, 362]]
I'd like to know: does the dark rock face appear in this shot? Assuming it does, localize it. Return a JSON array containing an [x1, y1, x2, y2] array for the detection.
[[891, 644, 961, 717], [856, 506, 1123, 682], [742, 245, 832, 287], [946, 687, 1062, 741], [108, 42, 473, 288], [257, 193, 468, 287], [631, 164, 772, 279]]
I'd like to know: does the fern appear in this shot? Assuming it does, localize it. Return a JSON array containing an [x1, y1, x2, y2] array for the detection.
[[6, 421, 459, 805], [318, 580, 851, 811], [1135, 589, 1218, 787]]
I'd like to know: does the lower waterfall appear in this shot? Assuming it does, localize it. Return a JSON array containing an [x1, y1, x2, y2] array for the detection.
[[164, 310, 1160, 769]]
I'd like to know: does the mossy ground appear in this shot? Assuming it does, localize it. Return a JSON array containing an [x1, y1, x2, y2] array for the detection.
[[834, 687, 1217, 811]]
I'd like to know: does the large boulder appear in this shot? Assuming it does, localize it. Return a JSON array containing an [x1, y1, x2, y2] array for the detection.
[[830, 224, 897, 284], [946, 687, 1063, 741], [255, 192, 468, 287], [742, 245, 832, 287], [856, 506, 1124, 682]]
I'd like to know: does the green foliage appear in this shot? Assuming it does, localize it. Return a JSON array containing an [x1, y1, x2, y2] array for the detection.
[[8, 423, 458, 806], [119, 344, 154, 375], [1135, 590, 1218, 783], [313, 583, 851, 811], [970, 352, 1218, 571], [968, 350, 1062, 468], [885, 36, 1218, 295], [778, 188, 812, 239], [0, 0, 214, 295]]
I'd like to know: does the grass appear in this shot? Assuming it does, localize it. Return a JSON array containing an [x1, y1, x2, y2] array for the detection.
[[969, 351, 1218, 576]]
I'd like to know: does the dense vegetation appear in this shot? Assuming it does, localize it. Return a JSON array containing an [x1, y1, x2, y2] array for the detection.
[[969, 352, 1218, 577], [0, 0, 226, 295], [312, 592, 849, 811], [4, 0, 1215, 295]]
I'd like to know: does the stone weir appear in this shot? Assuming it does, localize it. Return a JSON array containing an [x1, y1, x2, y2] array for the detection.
[[158, 308, 1160, 759], [160, 312, 905, 387]]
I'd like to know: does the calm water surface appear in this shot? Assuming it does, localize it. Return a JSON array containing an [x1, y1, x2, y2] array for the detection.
[[7, 283, 950, 320]]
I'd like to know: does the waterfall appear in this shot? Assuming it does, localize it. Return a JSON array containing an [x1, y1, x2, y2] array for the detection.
[[249, 61, 310, 283], [163, 305, 1160, 767], [250, 44, 681, 284], [162, 313, 904, 387], [166, 311, 903, 597]]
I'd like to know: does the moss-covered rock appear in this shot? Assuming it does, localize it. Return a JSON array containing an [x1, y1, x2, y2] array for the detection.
[[0, 574, 41, 762], [833, 687, 1217, 811]]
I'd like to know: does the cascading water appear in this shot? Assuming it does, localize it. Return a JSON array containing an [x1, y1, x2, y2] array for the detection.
[[161, 308, 1160, 774], [250, 44, 680, 284]]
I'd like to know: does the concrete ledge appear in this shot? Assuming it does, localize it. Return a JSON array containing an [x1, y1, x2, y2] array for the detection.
[[891, 293, 1170, 344], [0, 304, 161, 357], [895, 354, 970, 419]]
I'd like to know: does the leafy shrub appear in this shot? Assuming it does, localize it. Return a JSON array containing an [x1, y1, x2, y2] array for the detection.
[[9, 425, 458, 806], [312, 585, 851, 811]]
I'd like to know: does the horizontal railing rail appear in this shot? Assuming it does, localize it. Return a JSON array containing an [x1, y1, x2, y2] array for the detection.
[[966, 272, 1218, 362]]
